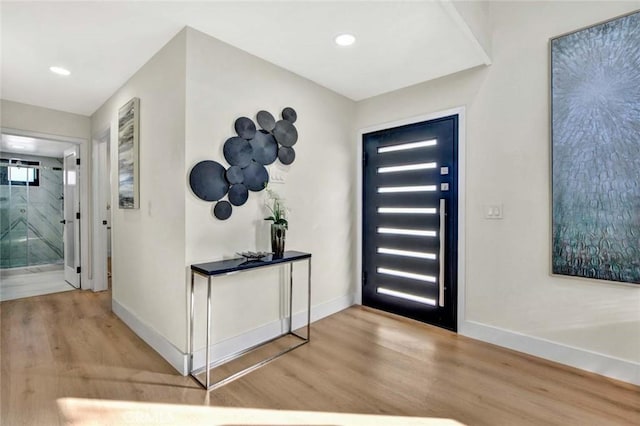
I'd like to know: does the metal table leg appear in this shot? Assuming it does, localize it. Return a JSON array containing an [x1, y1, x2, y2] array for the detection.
[[206, 276, 212, 389], [189, 271, 195, 374], [307, 258, 311, 341], [289, 263, 293, 333]]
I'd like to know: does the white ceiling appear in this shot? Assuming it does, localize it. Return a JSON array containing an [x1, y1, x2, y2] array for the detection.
[[1, 134, 75, 158], [0, 1, 489, 116]]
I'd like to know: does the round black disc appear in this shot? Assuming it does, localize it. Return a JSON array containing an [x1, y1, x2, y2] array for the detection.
[[282, 107, 297, 123], [234, 117, 257, 140], [213, 200, 232, 220], [223, 136, 253, 168], [225, 165, 244, 184], [273, 120, 298, 147], [228, 184, 249, 206], [278, 146, 296, 165], [242, 161, 269, 191], [189, 160, 229, 201], [256, 110, 276, 132], [249, 130, 278, 165]]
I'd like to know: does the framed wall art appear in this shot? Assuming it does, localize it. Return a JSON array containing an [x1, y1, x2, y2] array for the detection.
[[118, 97, 140, 209], [551, 11, 639, 284]]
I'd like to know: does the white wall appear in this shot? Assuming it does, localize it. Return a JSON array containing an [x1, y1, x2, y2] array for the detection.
[[356, 1, 640, 382], [185, 28, 356, 352], [1, 99, 93, 289], [1, 99, 91, 139], [86, 2, 639, 383], [91, 30, 187, 353], [89, 27, 355, 373]]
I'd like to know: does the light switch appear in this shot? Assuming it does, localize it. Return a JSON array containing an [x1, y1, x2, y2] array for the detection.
[[267, 166, 286, 184], [484, 204, 504, 219]]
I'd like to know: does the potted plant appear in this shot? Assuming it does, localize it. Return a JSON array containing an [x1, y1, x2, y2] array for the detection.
[[264, 187, 288, 258]]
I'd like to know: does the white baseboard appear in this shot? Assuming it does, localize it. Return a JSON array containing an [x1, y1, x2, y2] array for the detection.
[[460, 320, 640, 386], [113, 295, 638, 385], [112, 298, 188, 374], [190, 292, 355, 373], [113, 293, 355, 376]]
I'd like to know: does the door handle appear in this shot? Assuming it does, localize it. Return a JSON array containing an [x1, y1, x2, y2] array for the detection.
[[439, 198, 445, 307], [60, 220, 66, 224]]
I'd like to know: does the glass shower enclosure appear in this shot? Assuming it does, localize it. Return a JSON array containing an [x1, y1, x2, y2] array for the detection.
[[0, 157, 64, 270]]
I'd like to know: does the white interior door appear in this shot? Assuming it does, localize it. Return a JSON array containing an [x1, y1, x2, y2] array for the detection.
[[63, 146, 80, 288], [92, 138, 110, 291]]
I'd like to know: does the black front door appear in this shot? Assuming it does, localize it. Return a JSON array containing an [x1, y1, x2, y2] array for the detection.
[[362, 115, 458, 331]]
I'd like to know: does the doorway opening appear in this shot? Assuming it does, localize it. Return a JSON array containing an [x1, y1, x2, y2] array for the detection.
[[0, 132, 82, 301], [361, 113, 461, 331]]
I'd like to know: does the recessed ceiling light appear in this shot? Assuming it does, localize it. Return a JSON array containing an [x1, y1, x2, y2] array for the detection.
[[335, 34, 356, 47], [49, 66, 71, 76], [10, 144, 27, 150]]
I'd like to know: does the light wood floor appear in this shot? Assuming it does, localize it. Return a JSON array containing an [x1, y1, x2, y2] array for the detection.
[[1, 290, 638, 425], [0, 269, 74, 302]]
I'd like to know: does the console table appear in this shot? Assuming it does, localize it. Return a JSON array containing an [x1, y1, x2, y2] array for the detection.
[[189, 251, 311, 390]]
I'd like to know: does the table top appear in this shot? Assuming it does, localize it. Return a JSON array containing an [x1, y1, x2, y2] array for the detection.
[[191, 250, 311, 276]]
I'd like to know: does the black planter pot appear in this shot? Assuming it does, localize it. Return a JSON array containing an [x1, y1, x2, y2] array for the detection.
[[271, 223, 286, 258]]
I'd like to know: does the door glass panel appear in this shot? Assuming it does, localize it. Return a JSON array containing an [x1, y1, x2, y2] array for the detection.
[[377, 247, 437, 260], [64, 154, 76, 269], [377, 162, 437, 173], [5, 183, 28, 268], [377, 185, 437, 193], [28, 165, 64, 266], [377, 227, 437, 237], [377, 207, 437, 214], [377, 139, 437, 153], [377, 287, 437, 306]]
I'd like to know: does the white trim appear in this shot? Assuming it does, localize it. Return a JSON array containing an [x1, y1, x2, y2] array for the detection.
[[114, 293, 354, 376], [1, 126, 87, 145], [1, 127, 93, 291], [356, 106, 467, 330], [460, 320, 640, 386], [112, 298, 188, 375]]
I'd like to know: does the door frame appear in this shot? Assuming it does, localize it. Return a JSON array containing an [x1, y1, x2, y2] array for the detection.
[[1, 127, 91, 290], [92, 128, 110, 292], [356, 106, 467, 330]]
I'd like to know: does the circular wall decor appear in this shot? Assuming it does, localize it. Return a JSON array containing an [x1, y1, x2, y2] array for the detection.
[[228, 184, 249, 206], [189, 160, 229, 201], [256, 110, 276, 132], [273, 119, 298, 147], [223, 136, 253, 168], [250, 130, 278, 165], [189, 107, 299, 221], [242, 161, 269, 191], [213, 200, 232, 220], [278, 146, 296, 165], [234, 117, 257, 140], [282, 107, 297, 123], [225, 165, 244, 184]]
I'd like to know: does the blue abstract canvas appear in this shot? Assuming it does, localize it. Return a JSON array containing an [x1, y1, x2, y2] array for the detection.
[[551, 11, 640, 284]]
